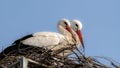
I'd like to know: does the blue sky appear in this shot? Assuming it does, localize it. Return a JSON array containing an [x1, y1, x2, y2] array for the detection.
[[0, 0, 120, 65]]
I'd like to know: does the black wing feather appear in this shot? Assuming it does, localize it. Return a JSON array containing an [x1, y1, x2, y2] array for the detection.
[[0, 34, 33, 60]]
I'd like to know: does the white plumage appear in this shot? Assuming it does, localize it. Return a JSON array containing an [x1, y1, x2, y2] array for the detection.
[[22, 32, 69, 50], [20, 19, 85, 56], [13, 19, 77, 56]]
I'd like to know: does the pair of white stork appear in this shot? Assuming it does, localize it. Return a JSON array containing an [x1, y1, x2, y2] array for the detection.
[[1, 18, 84, 58]]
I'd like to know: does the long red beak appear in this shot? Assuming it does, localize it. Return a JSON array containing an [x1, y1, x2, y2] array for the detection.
[[76, 30, 84, 48], [66, 26, 76, 41]]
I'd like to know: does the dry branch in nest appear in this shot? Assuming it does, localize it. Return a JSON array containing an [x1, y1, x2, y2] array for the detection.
[[0, 44, 120, 68]]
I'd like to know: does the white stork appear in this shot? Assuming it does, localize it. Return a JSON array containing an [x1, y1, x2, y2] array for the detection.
[[0, 19, 77, 59], [71, 20, 84, 49]]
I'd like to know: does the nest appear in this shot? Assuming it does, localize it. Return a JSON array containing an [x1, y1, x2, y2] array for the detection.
[[0, 44, 120, 68]]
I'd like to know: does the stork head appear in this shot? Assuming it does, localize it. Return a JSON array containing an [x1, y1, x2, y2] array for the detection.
[[58, 18, 71, 30], [58, 18, 76, 41], [71, 20, 84, 48]]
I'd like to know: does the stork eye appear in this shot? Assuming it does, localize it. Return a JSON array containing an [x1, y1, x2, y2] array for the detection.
[[75, 24, 78, 27], [64, 22, 68, 26]]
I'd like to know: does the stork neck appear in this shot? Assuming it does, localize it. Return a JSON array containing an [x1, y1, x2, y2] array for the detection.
[[57, 25, 70, 36]]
